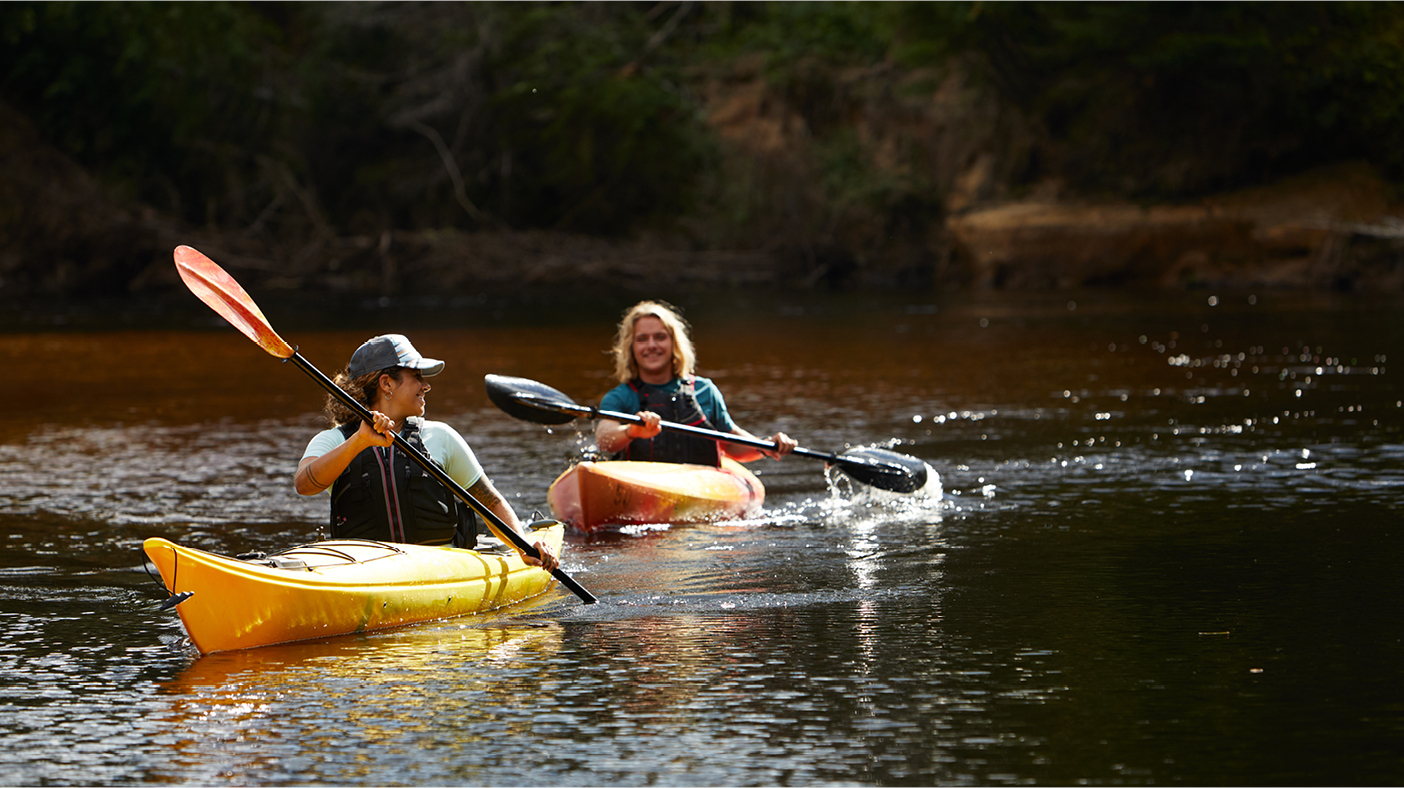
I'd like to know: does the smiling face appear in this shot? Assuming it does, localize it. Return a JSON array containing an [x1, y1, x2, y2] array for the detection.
[[378, 369, 431, 423], [631, 316, 676, 384]]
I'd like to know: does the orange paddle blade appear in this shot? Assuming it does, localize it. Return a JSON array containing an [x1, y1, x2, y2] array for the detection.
[[173, 245, 294, 359]]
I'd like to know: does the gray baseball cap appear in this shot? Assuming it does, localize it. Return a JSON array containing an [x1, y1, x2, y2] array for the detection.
[[348, 334, 445, 378]]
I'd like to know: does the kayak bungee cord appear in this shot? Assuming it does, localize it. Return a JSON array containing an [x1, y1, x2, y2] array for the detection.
[[142, 543, 193, 611]]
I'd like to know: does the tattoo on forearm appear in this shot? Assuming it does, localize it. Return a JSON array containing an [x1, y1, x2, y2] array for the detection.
[[467, 478, 504, 510]]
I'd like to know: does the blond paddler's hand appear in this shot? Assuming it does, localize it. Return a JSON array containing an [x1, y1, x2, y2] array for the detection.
[[627, 411, 663, 440], [762, 431, 798, 459]]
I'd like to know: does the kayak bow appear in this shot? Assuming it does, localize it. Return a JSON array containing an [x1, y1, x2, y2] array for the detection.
[[547, 458, 763, 532]]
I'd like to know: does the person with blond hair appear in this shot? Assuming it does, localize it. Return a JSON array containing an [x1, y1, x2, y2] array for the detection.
[[295, 334, 558, 572], [594, 301, 797, 465]]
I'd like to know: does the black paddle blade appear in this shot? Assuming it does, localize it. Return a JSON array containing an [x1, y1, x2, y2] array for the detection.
[[834, 447, 929, 493], [484, 374, 580, 425]]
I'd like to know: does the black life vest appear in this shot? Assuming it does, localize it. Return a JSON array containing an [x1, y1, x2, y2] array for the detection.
[[614, 376, 722, 466], [328, 418, 478, 547]]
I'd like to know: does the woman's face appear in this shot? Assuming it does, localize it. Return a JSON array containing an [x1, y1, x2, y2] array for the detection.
[[631, 316, 674, 383], [380, 369, 431, 421]]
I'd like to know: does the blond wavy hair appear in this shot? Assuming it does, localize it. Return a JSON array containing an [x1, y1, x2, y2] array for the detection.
[[610, 301, 696, 383]]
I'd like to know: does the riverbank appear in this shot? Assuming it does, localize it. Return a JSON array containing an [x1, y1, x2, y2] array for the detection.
[[945, 162, 1404, 292], [3, 97, 1401, 299]]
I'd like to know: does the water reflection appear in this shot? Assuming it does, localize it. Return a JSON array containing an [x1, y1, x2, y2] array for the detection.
[[150, 622, 565, 784], [0, 421, 324, 529], [535, 603, 1046, 786]]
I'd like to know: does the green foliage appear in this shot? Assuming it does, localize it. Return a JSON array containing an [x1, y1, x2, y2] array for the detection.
[[2, 0, 1404, 256], [815, 130, 916, 215], [0, 2, 288, 213], [477, 3, 718, 231], [895, 1, 1404, 195], [694, 1, 895, 67], [0, 2, 721, 238]]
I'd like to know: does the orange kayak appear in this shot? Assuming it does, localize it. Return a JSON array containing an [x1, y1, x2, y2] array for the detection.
[[547, 458, 764, 532], [143, 523, 564, 655]]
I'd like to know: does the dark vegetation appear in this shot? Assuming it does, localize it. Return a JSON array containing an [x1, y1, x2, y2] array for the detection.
[[2, 1, 1402, 297]]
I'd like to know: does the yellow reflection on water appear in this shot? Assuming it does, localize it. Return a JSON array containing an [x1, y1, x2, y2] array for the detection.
[[153, 621, 563, 780]]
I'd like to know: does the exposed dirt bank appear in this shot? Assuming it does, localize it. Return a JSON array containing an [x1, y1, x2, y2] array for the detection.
[[946, 163, 1404, 292]]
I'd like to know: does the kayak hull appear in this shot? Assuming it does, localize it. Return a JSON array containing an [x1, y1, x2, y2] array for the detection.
[[547, 459, 763, 532], [143, 523, 564, 655]]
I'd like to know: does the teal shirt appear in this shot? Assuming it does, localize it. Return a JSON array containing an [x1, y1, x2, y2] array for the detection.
[[600, 376, 738, 433]]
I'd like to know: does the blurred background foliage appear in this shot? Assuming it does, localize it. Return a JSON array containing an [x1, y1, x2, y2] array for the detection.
[[1, 1, 1402, 291], [929, 1, 1404, 196]]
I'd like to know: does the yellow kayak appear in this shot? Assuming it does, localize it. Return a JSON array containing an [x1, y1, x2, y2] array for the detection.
[[143, 523, 564, 655], [547, 458, 763, 532]]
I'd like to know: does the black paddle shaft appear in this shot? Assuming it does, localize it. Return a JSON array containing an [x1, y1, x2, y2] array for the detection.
[[595, 402, 835, 460], [288, 355, 598, 604], [506, 391, 924, 489], [483, 375, 927, 493]]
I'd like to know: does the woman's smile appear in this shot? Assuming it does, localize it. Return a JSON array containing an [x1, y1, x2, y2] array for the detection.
[[386, 371, 431, 419]]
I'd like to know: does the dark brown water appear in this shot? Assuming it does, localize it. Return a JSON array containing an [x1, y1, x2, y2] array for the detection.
[[2, 290, 1401, 785]]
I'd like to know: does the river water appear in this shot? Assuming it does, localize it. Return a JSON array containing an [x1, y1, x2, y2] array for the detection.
[[1, 289, 1400, 786]]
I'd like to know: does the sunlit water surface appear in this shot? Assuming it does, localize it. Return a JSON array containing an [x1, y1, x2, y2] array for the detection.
[[2, 291, 1401, 786]]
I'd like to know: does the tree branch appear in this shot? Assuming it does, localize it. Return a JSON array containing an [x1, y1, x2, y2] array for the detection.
[[408, 118, 503, 229]]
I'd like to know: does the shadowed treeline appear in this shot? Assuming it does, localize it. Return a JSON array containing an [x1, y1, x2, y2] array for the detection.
[[2, 2, 1402, 298]]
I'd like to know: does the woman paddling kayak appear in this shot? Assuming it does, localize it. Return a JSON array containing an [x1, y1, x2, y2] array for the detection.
[[295, 334, 559, 572], [594, 301, 797, 465]]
